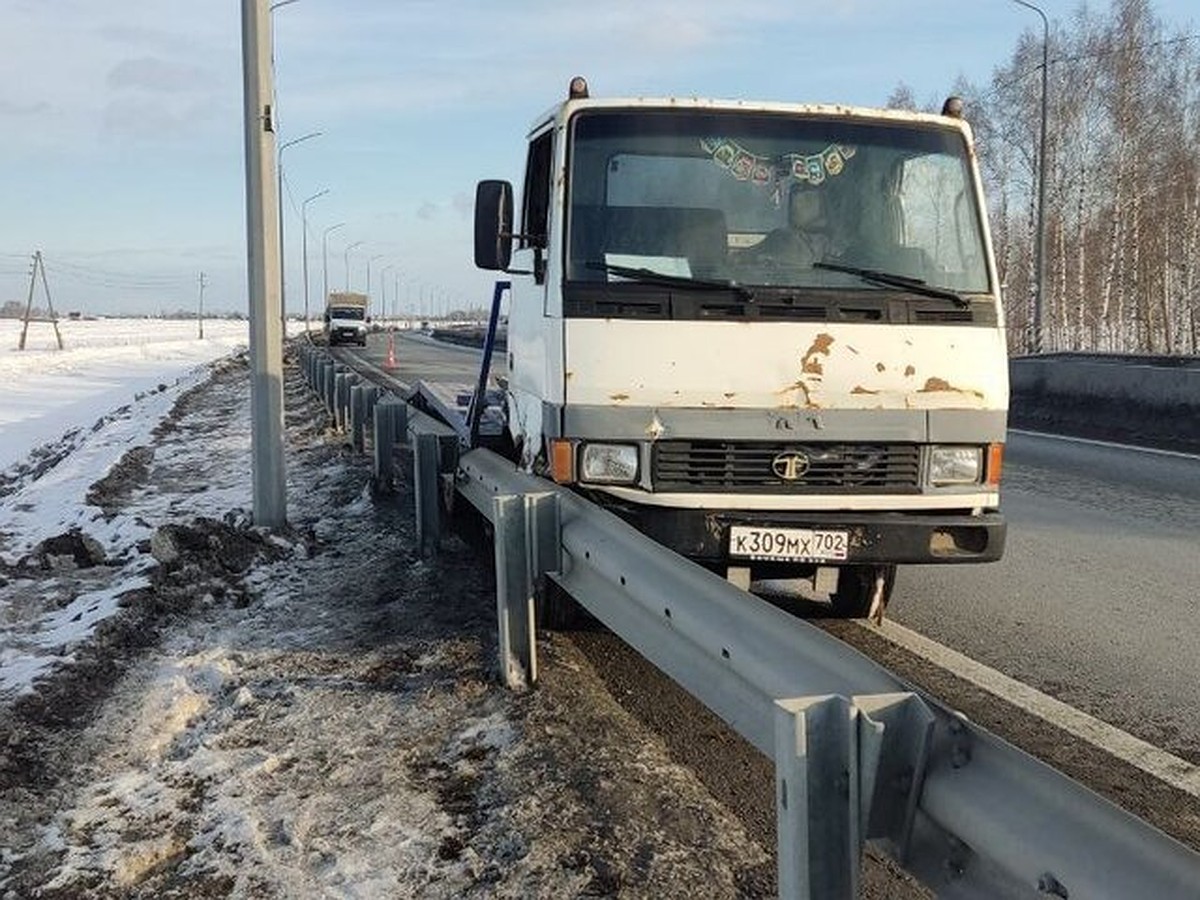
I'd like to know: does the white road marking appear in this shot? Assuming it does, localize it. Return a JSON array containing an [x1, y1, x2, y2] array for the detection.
[[1009, 428, 1200, 461], [860, 618, 1200, 799]]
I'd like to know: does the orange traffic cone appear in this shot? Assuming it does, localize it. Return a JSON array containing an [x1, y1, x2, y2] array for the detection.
[[385, 331, 397, 369]]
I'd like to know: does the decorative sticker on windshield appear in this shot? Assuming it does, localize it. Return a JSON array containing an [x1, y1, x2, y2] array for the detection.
[[784, 144, 856, 185], [701, 138, 856, 189]]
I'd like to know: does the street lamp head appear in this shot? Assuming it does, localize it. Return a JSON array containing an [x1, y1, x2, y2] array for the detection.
[[279, 130, 322, 155]]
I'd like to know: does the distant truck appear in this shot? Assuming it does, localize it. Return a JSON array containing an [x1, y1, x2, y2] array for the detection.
[[324, 292, 369, 346], [474, 77, 1008, 618]]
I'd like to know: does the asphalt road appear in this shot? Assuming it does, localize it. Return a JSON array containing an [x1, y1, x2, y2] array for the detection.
[[888, 430, 1200, 763]]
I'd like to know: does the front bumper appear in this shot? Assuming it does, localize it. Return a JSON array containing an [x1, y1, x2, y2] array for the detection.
[[612, 505, 1005, 566]]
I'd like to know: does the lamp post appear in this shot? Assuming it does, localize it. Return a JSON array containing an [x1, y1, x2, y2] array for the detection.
[[1011, 0, 1049, 355], [241, 0, 286, 528], [380, 264, 395, 326], [300, 188, 328, 331], [366, 253, 384, 301], [321, 222, 345, 314], [276, 130, 321, 329], [344, 240, 364, 290]]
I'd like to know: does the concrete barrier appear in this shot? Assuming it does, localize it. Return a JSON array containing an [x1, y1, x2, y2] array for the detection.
[[1009, 354, 1200, 451]]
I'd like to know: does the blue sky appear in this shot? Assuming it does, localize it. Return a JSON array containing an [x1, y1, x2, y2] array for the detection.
[[0, 0, 1195, 317]]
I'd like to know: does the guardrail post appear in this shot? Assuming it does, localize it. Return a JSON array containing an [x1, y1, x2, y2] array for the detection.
[[493, 495, 536, 688], [349, 384, 366, 452], [372, 396, 405, 490], [333, 371, 350, 432], [322, 361, 337, 415], [414, 431, 440, 556], [312, 352, 323, 392], [364, 385, 381, 440], [775, 695, 871, 899], [853, 693, 934, 859], [489, 491, 559, 689]]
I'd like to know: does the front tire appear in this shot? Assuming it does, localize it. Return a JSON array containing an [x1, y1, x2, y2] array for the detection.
[[830, 564, 896, 618]]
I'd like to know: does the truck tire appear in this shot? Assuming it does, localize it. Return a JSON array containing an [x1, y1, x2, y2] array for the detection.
[[830, 564, 896, 618]]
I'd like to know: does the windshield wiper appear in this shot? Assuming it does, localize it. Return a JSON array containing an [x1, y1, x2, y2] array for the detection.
[[813, 261, 970, 308], [587, 262, 755, 301]]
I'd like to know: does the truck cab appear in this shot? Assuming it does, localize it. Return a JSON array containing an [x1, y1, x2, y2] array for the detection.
[[324, 292, 369, 347], [475, 78, 1007, 616]]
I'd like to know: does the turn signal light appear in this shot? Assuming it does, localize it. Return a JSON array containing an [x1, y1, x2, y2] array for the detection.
[[549, 439, 576, 484], [986, 443, 1004, 486]]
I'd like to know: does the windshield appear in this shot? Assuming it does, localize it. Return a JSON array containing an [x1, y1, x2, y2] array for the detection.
[[566, 109, 991, 294], [330, 307, 365, 320]]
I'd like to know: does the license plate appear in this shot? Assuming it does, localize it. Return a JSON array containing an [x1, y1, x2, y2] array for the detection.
[[728, 525, 849, 562]]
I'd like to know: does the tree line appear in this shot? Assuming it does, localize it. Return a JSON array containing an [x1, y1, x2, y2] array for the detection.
[[894, 0, 1199, 356]]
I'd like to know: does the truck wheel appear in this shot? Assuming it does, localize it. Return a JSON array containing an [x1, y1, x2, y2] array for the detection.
[[537, 577, 588, 630], [830, 564, 896, 618]]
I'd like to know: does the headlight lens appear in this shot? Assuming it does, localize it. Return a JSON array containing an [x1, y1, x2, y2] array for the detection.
[[579, 443, 639, 484], [929, 446, 982, 485]]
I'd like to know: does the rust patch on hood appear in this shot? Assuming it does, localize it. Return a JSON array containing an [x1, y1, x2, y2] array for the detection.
[[851, 385, 879, 395], [801, 333, 835, 375], [610, 393, 630, 402], [778, 381, 818, 409], [919, 377, 985, 400], [875, 363, 886, 373], [904, 365, 916, 377]]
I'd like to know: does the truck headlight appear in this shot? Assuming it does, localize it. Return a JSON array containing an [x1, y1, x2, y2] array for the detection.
[[579, 443, 639, 484], [928, 446, 982, 486]]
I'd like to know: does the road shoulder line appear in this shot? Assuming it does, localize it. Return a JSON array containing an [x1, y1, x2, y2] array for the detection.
[[860, 618, 1200, 799], [1008, 428, 1200, 460]]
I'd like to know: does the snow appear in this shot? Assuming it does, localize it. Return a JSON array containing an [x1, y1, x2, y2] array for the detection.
[[0, 318, 260, 696], [0, 318, 252, 474]]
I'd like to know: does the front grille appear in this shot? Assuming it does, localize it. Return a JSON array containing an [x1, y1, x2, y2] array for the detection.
[[652, 441, 921, 492]]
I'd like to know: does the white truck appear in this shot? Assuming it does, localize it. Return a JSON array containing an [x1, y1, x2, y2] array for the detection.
[[474, 78, 1008, 617], [324, 291, 369, 347]]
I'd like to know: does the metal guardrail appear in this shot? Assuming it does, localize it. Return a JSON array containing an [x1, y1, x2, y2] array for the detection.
[[293, 340, 1200, 899]]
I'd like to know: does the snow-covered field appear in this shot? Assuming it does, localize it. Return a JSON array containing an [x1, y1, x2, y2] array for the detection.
[[0, 318, 253, 475], [0, 319, 258, 696]]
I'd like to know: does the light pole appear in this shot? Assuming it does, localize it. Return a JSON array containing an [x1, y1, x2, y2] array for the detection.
[[344, 240, 364, 290], [241, 0, 286, 528], [276, 130, 321, 328], [301, 188, 328, 331], [366, 253, 384, 302], [321, 221, 345, 311], [380, 264, 395, 325], [1011, 0, 1049, 354]]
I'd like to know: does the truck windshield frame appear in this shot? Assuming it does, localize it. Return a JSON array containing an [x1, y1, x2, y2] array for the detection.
[[563, 108, 993, 318]]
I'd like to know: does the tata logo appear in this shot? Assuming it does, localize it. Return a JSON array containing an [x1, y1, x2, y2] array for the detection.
[[772, 450, 811, 481]]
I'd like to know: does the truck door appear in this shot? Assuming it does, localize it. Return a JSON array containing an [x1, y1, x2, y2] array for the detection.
[[506, 125, 560, 452]]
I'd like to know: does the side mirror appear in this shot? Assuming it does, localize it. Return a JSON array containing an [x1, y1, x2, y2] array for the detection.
[[475, 179, 513, 271]]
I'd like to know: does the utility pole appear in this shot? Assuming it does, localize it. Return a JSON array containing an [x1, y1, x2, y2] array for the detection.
[[198, 271, 207, 339], [241, 0, 287, 528], [18, 251, 64, 351]]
